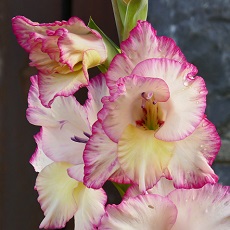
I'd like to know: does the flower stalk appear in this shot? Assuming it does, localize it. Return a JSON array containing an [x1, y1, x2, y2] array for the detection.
[[111, 0, 148, 41]]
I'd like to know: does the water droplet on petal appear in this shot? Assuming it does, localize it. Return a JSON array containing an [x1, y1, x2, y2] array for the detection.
[[199, 90, 206, 94], [202, 122, 208, 127], [187, 74, 196, 80], [205, 209, 208, 213], [183, 79, 190, 86], [183, 74, 196, 86]]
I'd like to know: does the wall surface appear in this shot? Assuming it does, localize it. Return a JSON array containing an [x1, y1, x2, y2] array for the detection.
[[148, 0, 230, 185], [0, 0, 229, 229]]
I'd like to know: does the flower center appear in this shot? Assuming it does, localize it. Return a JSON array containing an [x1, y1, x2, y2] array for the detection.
[[136, 92, 163, 131]]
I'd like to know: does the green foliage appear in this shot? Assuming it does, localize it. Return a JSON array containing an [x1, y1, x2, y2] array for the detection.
[[111, 0, 148, 42], [88, 17, 120, 72]]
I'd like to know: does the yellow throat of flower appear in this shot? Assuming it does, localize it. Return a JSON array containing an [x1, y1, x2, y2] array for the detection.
[[139, 92, 163, 131]]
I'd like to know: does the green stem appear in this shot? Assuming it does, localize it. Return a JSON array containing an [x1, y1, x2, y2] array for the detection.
[[111, 0, 123, 43]]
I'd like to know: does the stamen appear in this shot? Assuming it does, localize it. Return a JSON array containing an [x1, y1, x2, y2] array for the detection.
[[152, 100, 157, 105], [141, 91, 154, 100]]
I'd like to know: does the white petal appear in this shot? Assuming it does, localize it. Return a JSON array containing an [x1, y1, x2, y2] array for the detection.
[[68, 164, 84, 182], [41, 125, 85, 165], [73, 185, 107, 230], [147, 178, 175, 197], [29, 131, 53, 172], [38, 71, 88, 107], [26, 75, 57, 127], [169, 184, 230, 230], [106, 53, 134, 94], [167, 118, 220, 189], [84, 74, 109, 126], [106, 20, 186, 94], [99, 194, 177, 230], [59, 31, 107, 69], [83, 119, 120, 189], [38, 95, 91, 164], [124, 178, 175, 200], [36, 162, 78, 229], [121, 21, 186, 64]]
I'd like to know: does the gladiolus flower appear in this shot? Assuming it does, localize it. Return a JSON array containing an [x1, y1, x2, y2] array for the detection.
[[84, 22, 220, 192], [12, 16, 107, 107]]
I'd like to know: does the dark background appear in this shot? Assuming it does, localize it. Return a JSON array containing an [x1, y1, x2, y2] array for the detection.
[[1, 0, 229, 229]]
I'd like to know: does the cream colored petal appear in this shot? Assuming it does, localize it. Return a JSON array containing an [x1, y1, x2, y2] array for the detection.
[[118, 124, 174, 191], [36, 162, 78, 229]]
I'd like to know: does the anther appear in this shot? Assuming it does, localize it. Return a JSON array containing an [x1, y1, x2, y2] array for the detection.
[[141, 91, 154, 100]]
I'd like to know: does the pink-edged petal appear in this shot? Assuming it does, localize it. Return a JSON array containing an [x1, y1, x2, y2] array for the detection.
[[38, 71, 88, 107], [73, 185, 107, 230], [147, 177, 175, 196], [38, 95, 91, 164], [124, 178, 175, 200], [12, 16, 80, 52], [50, 93, 91, 132], [68, 164, 84, 182], [99, 194, 177, 230], [26, 75, 57, 126], [12, 15, 106, 62], [59, 31, 106, 70], [156, 35, 186, 62], [12, 16, 45, 52], [132, 58, 207, 141], [121, 21, 186, 65], [36, 162, 78, 229], [103, 75, 170, 143], [168, 184, 230, 230], [167, 118, 220, 189], [29, 44, 69, 75], [41, 125, 84, 165], [123, 185, 143, 201], [106, 53, 134, 94], [29, 131, 53, 172], [83, 119, 120, 189], [84, 74, 109, 126], [106, 21, 186, 93], [109, 167, 132, 185], [118, 125, 174, 192]]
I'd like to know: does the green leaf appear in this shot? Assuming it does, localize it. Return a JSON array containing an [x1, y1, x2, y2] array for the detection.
[[112, 182, 130, 197], [112, 0, 148, 42], [88, 17, 120, 73]]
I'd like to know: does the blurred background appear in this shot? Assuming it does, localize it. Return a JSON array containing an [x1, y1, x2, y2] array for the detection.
[[0, 0, 229, 229]]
